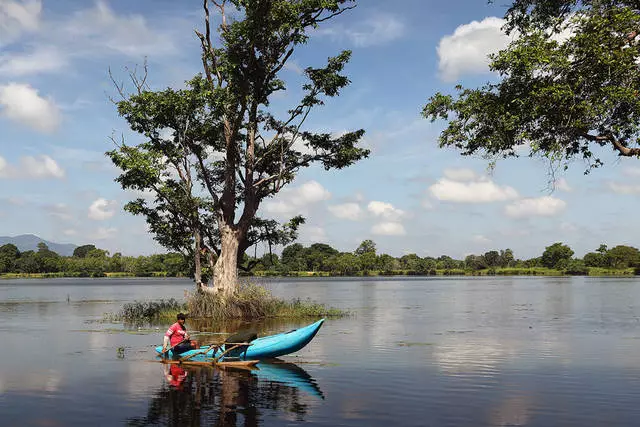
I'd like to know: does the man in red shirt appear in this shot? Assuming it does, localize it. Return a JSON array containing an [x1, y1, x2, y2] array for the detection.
[[162, 313, 199, 354]]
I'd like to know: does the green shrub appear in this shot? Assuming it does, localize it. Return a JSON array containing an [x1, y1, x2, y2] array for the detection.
[[187, 283, 346, 320]]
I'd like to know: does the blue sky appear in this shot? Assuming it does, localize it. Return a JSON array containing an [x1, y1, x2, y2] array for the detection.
[[1, 0, 639, 260]]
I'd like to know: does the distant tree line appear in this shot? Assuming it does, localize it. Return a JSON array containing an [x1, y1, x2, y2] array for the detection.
[[245, 240, 640, 276], [2, 239, 639, 278], [0, 243, 187, 277]]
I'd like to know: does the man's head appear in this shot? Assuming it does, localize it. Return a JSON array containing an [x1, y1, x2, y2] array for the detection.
[[177, 313, 186, 324]]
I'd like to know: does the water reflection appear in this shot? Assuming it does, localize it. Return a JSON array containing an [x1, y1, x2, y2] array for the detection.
[[128, 361, 323, 426]]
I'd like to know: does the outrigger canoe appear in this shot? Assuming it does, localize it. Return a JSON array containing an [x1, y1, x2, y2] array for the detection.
[[155, 318, 325, 361]]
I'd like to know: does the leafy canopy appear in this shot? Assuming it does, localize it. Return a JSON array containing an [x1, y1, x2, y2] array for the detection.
[[107, 0, 368, 273], [424, 0, 640, 173]]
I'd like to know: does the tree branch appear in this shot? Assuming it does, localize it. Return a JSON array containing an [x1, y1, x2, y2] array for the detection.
[[581, 132, 640, 157]]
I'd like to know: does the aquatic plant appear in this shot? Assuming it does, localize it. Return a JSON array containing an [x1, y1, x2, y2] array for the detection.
[[118, 298, 186, 323], [186, 282, 345, 320]]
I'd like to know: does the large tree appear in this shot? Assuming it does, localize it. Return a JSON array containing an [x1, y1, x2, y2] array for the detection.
[[423, 1, 640, 173], [109, 0, 368, 295]]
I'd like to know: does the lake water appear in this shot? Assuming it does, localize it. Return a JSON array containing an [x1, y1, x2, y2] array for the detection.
[[2, 276, 640, 426]]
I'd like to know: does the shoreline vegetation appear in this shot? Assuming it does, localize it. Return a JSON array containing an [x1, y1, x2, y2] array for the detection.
[[3, 240, 640, 282], [2, 266, 638, 280], [104, 284, 346, 324]]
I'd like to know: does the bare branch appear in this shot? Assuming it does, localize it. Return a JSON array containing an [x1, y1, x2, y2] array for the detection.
[[107, 67, 127, 104]]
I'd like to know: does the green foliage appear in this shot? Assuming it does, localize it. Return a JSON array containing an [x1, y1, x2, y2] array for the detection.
[[354, 239, 376, 255], [605, 245, 640, 268], [541, 242, 574, 268], [186, 283, 345, 320], [73, 245, 96, 258], [118, 299, 186, 323], [108, 0, 367, 291], [424, 0, 640, 173], [564, 259, 588, 275]]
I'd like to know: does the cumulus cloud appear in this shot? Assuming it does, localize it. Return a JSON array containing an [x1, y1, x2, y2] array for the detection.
[[262, 180, 331, 215], [504, 196, 566, 218], [0, 154, 65, 179], [88, 198, 117, 220], [367, 201, 405, 220], [328, 202, 362, 220], [0, 83, 60, 132], [437, 17, 513, 81], [429, 177, 518, 203], [443, 168, 478, 182], [319, 13, 405, 47], [372, 222, 406, 236], [21, 155, 65, 178]]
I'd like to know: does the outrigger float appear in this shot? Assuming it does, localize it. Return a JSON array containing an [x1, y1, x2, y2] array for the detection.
[[155, 318, 325, 368]]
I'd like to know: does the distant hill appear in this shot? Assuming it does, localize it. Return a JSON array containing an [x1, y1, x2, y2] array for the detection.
[[0, 234, 78, 256]]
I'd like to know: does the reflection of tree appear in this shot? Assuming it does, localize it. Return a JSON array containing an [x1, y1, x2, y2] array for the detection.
[[128, 362, 322, 427]]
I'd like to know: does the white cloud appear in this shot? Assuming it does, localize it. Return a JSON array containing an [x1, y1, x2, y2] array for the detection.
[[61, 1, 177, 58], [63, 229, 77, 236], [0, 154, 65, 179], [299, 225, 327, 243], [47, 203, 72, 221], [0, 156, 9, 178], [0, 47, 67, 76], [90, 226, 117, 240], [504, 196, 566, 218], [0, 83, 60, 132], [437, 17, 513, 81], [608, 182, 640, 195], [554, 177, 572, 192], [372, 222, 406, 236], [88, 198, 117, 220], [21, 155, 65, 178], [320, 13, 405, 47], [429, 178, 518, 203], [472, 234, 491, 244], [262, 180, 331, 215], [367, 201, 405, 220], [443, 168, 478, 182], [328, 203, 362, 220], [0, 0, 41, 45]]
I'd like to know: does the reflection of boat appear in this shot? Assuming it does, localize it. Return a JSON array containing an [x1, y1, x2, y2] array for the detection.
[[253, 361, 325, 399], [155, 318, 325, 360]]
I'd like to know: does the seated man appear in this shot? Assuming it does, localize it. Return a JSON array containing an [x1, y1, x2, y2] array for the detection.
[[162, 312, 199, 354]]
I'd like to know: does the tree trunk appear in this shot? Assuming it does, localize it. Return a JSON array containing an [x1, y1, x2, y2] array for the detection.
[[213, 225, 241, 296], [194, 229, 203, 289]]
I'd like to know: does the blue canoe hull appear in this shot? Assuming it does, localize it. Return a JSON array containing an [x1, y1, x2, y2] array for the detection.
[[155, 318, 324, 360]]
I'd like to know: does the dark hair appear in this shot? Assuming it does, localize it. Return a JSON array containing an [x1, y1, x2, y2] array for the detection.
[[177, 313, 186, 320]]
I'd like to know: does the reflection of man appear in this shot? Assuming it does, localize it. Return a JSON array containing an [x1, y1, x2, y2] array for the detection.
[[162, 313, 199, 354], [164, 364, 188, 390]]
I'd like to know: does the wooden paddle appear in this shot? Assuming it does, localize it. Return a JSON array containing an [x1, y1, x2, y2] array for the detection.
[[160, 338, 189, 357], [179, 343, 220, 362]]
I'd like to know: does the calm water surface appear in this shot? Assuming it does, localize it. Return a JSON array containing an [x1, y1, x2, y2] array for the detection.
[[2, 276, 640, 426]]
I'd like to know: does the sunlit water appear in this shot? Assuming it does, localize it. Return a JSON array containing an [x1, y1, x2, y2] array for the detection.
[[2, 276, 640, 426]]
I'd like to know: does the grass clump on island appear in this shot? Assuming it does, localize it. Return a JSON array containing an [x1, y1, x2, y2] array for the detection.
[[113, 283, 345, 324]]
